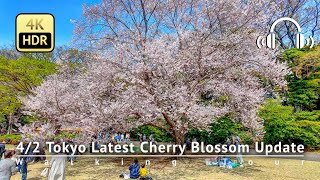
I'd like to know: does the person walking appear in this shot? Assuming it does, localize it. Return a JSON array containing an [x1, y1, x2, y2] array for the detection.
[[0, 150, 17, 180], [48, 153, 67, 180], [20, 157, 28, 180], [21, 142, 30, 180]]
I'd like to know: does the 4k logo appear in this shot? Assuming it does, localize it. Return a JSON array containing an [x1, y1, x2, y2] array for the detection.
[[16, 13, 55, 52], [26, 19, 44, 30]]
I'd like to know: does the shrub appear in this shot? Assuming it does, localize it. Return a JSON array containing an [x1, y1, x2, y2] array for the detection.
[[185, 116, 252, 145], [259, 99, 320, 148], [290, 120, 320, 148], [238, 131, 254, 145], [295, 110, 320, 121], [209, 116, 243, 144], [130, 125, 174, 142], [185, 128, 210, 143]]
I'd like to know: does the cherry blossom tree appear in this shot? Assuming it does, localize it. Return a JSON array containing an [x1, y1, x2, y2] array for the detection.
[[22, 0, 290, 144]]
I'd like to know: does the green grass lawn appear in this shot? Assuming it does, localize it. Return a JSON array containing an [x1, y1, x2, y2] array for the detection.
[[6, 144, 15, 149]]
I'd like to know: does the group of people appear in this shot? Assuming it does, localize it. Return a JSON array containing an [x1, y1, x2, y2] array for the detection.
[[222, 135, 244, 165], [121, 158, 151, 180], [113, 132, 130, 143], [138, 134, 156, 144], [185, 137, 198, 150], [0, 138, 68, 180], [0, 150, 18, 180], [95, 129, 131, 145], [0, 139, 28, 180]]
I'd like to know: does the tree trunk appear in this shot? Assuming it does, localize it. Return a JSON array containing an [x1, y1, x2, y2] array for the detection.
[[161, 112, 186, 154], [173, 129, 185, 155], [7, 113, 12, 134], [174, 129, 185, 146]]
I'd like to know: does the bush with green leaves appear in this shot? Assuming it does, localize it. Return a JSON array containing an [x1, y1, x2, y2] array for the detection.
[[130, 125, 174, 142], [281, 47, 320, 111], [132, 116, 255, 145], [185, 116, 253, 145], [259, 99, 320, 148]]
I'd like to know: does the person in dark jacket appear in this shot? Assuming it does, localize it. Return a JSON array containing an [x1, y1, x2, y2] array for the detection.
[[0, 141, 5, 161], [129, 158, 140, 179]]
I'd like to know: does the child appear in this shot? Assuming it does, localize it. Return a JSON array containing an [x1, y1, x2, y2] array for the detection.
[[139, 164, 147, 180]]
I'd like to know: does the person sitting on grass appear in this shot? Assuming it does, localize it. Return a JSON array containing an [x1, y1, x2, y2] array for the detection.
[[139, 163, 147, 180], [0, 150, 18, 180], [129, 158, 140, 179]]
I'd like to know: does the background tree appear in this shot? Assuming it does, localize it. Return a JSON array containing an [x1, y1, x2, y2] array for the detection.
[[268, 0, 320, 49], [259, 44, 320, 149], [281, 45, 320, 111], [0, 56, 56, 134]]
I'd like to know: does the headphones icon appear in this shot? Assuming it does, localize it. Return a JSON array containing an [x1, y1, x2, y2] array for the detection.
[[257, 17, 314, 49]]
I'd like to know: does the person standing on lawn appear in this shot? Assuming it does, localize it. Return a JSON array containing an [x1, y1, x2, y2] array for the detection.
[[48, 144, 67, 180], [21, 142, 30, 180], [126, 133, 130, 142], [0, 150, 17, 180], [235, 137, 244, 165], [142, 134, 147, 142]]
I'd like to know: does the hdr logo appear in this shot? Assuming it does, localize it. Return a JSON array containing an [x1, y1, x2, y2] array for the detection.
[[16, 13, 54, 52]]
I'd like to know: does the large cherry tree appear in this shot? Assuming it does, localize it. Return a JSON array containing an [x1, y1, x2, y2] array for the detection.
[[22, 0, 289, 144]]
